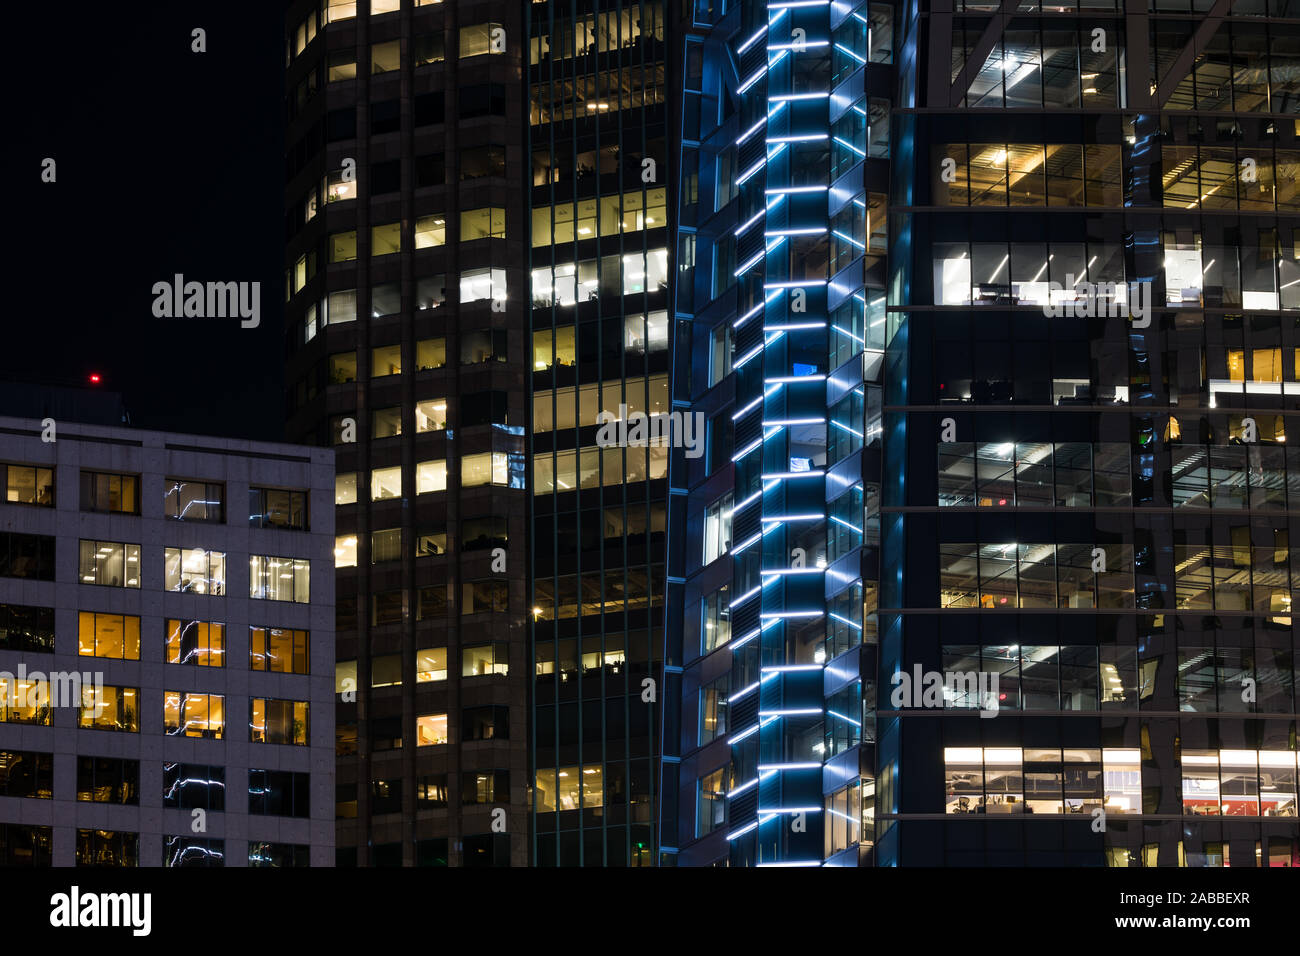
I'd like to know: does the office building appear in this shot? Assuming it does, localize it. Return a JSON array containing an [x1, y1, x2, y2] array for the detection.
[[527, 0, 670, 866], [283, 0, 530, 866], [0, 415, 335, 866], [664, 0, 890, 866], [667, 0, 1300, 868]]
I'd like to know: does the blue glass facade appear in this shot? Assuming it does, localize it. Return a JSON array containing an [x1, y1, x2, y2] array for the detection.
[[665, 0, 890, 866]]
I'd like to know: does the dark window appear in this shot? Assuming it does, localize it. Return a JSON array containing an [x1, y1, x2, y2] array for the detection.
[[371, 716, 403, 751], [249, 842, 309, 867], [80, 471, 139, 514], [249, 487, 309, 530], [76, 830, 138, 867], [459, 330, 508, 364], [337, 595, 359, 630], [0, 750, 53, 799], [163, 836, 224, 867], [462, 832, 510, 867], [0, 533, 56, 580], [372, 842, 402, 866], [459, 84, 505, 119], [372, 778, 402, 814], [164, 479, 224, 522], [248, 769, 311, 817], [460, 145, 506, 179], [371, 159, 400, 194], [418, 585, 448, 619], [326, 107, 355, 142], [413, 32, 444, 65], [461, 390, 509, 427], [462, 770, 509, 804], [163, 763, 226, 811], [0, 825, 52, 866], [414, 92, 445, 126], [415, 152, 446, 187], [373, 589, 404, 625], [0, 603, 54, 653], [462, 705, 509, 741], [462, 516, 507, 552], [463, 579, 508, 613], [370, 99, 400, 135], [77, 757, 139, 804], [336, 782, 357, 818], [417, 838, 449, 866]]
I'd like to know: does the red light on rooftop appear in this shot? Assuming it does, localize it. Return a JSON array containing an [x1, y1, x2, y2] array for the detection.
[[88, 373, 102, 384]]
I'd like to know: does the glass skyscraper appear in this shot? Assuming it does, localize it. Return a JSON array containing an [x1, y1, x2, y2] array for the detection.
[[665, 0, 892, 866], [528, 0, 670, 866], [285, 0, 1300, 867], [668, 0, 1300, 868]]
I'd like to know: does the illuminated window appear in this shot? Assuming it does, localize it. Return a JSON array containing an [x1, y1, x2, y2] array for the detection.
[[699, 673, 728, 745], [335, 472, 357, 505], [415, 215, 446, 248], [164, 692, 224, 739], [2, 464, 54, 507], [462, 451, 509, 487], [417, 713, 448, 745], [164, 547, 226, 595], [702, 585, 731, 653], [372, 344, 401, 377], [78, 612, 141, 661], [248, 556, 310, 603], [0, 676, 53, 725], [460, 23, 504, 58], [372, 222, 400, 256], [462, 643, 508, 677], [417, 648, 448, 682], [416, 460, 447, 493], [416, 337, 446, 369], [533, 326, 576, 371], [165, 619, 224, 667], [79, 540, 141, 588], [460, 267, 507, 305], [248, 627, 308, 675], [80, 471, 138, 514], [325, 0, 356, 22], [703, 493, 732, 565], [461, 207, 506, 241], [79, 686, 139, 732], [334, 534, 357, 568], [329, 230, 357, 262], [250, 698, 309, 745], [697, 766, 729, 835], [371, 39, 399, 73], [324, 170, 355, 204], [416, 399, 448, 431]]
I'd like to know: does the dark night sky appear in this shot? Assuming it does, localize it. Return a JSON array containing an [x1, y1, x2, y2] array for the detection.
[[10, 2, 287, 441]]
